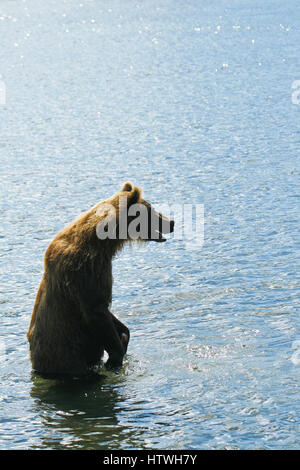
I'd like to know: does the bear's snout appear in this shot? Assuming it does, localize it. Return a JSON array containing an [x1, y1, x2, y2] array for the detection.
[[159, 215, 175, 235]]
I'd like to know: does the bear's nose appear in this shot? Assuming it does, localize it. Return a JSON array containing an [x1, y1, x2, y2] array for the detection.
[[170, 220, 175, 233]]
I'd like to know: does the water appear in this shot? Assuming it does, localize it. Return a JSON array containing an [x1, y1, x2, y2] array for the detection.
[[0, 0, 299, 450]]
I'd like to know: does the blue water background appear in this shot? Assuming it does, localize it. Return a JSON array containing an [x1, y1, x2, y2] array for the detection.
[[0, 0, 299, 449]]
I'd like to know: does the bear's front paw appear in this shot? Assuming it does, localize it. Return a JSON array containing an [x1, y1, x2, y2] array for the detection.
[[105, 354, 123, 370]]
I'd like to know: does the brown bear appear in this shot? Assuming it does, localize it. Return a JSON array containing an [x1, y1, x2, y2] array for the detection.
[[27, 182, 174, 376]]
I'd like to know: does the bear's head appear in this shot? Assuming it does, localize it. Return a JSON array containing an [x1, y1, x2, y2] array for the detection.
[[95, 182, 174, 245]]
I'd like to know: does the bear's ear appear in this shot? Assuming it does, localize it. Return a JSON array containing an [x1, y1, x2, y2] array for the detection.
[[128, 186, 141, 205], [121, 182, 133, 192]]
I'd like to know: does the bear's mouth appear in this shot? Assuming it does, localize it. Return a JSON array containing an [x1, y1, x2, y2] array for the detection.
[[135, 218, 174, 242], [151, 218, 174, 242], [149, 221, 175, 242], [150, 230, 167, 242]]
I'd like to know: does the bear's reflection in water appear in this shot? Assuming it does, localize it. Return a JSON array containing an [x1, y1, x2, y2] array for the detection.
[[30, 371, 146, 450]]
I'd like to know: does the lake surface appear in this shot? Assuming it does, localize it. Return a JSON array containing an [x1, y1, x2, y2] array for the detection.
[[0, 0, 299, 450]]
